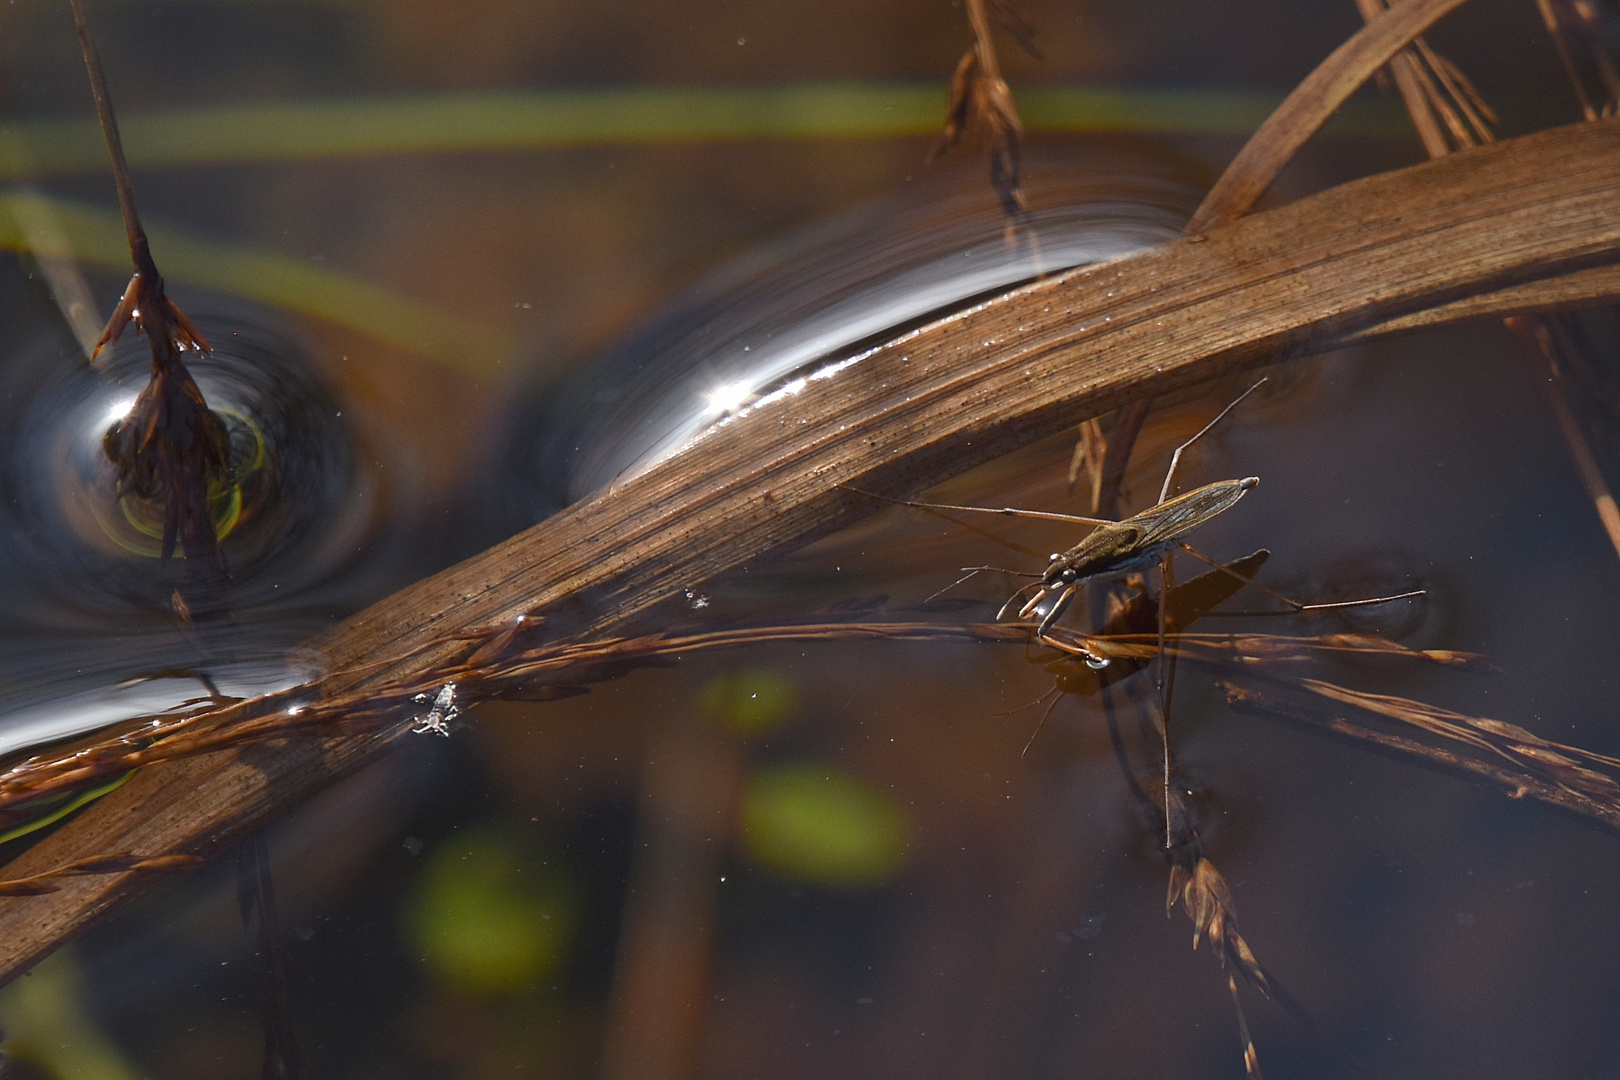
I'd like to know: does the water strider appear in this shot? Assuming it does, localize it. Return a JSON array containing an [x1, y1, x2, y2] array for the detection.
[[860, 379, 1425, 859], [867, 379, 1425, 660]]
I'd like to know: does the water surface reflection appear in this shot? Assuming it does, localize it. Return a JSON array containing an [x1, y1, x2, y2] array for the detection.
[[0, 0, 1614, 1077]]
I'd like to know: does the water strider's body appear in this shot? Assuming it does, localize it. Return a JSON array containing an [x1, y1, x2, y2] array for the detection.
[[861, 380, 1416, 649], [1016, 476, 1259, 635]]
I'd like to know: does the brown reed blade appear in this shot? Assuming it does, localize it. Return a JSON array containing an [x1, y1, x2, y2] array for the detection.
[[317, 122, 1620, 702], [0, 852, 201, 897], [1296, 677, 1620, 798], [1058, 630, 1493, 671], [1338, 264, 1620, 340], [1066, 416, 1106, 502], [1205, 631, 1492, 670], [0, 622, 1040, 834], [1357, 0, 1451, 153], [1187, 0, 1478, 234], [1048, 628, 1603, 808], [1413, 39, 1496, 143], [1223, 683, 1620, 833], [1536, 0, 1620, 121], [1122, 0, 1486, 508], [1, 120, 1619, 987], [1355, 0, 1620, 566], [1355, 0, 1497, 156]]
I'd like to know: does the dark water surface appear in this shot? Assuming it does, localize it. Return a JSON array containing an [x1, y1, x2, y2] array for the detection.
[[0, 0, 1615, 1077]]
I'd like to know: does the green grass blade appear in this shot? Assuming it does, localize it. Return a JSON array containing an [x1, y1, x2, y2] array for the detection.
[[0, 190, 513, 371], [0, 771, 132, 848], [0, 84, 1400, 177]]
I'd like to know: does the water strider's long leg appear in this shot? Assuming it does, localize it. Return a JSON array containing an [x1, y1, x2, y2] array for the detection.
[[1156, 554, 1176, 848], [1143, 385, 1267, 847], [1018, 687, 1066, 758], [1158, 378, 1269, 504], [924, 565, 1040, 606], [849, 480, 1122, 533], [1177, 542, 1425, 612], [1103, 686, 1163, 823], [858, 492, 1116, 528]]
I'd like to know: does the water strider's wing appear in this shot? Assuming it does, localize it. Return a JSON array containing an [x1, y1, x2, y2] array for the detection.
[[1132, 478, 1257, 549]]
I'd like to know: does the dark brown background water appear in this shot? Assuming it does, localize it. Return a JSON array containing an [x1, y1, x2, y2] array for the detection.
[[0, 0, 1616, 1078]]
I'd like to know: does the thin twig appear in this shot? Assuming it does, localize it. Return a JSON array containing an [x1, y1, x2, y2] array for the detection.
[[68, 0, 231, 589], [65, 0, 142, 257]]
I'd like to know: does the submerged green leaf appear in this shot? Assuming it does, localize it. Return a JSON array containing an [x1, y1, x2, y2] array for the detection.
[[401, 826, 578, 996], [742, 763, 909, 887], [700, 669, 799, 734], [0, 950, 143, 1080]]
